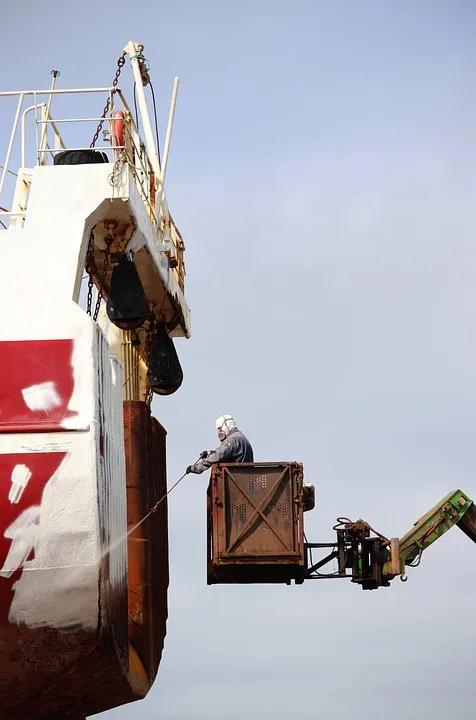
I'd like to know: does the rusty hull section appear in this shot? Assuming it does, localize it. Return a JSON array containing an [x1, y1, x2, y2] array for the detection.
[[0, 628, 134, 719], [208, 462, 305, 585], [0, 401, 169, 718], [123, 400, 169, 692]]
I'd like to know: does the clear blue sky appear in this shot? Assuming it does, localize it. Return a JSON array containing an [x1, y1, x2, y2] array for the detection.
[[2, 2, 476, 719]]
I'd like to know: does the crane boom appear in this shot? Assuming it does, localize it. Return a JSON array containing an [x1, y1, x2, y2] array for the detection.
[[206, 464, 476, 590], [382, 489, 474, 579]]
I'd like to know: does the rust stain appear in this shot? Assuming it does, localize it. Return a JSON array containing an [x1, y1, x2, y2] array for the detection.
[[0, 627, 135, 718], [0, 401, 169, 718], [208, 462, 305, 585], [123, 400, 169, 687]]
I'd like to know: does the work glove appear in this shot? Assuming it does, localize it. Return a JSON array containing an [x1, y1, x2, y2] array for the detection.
[[200, 450, 208, 459], [186, 465, 193, 474]]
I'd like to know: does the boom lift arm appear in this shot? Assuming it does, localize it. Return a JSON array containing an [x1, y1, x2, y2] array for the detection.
[[207, 464, 476, 590], [305, 490, 476, 590]]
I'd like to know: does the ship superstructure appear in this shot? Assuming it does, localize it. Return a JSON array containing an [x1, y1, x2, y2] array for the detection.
[[0, 41, 188, 718]]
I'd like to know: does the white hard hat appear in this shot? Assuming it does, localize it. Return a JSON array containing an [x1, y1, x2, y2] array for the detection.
[[216, 415, 236, 440]]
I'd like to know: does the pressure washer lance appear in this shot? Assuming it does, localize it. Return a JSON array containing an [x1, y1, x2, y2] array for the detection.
[[1, 459, 203, 575], [124, 454, 204, 540]]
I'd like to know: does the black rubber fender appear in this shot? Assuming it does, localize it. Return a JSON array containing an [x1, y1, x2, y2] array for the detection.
[[53, 149, 109, 165]]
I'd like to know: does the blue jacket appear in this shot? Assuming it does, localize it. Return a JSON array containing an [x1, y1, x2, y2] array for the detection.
[[189, 427, 254, 474]]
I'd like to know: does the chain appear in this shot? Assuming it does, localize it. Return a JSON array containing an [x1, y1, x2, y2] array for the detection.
[[92, 235, 113, 321], [85, 228, 110, 321], [85, 230, 97, 317], [90, 51, 127, 148]]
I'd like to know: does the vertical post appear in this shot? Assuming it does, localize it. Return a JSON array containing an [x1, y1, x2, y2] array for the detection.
[[351, 540, 360, 581], [337, 529, 347, 576], [9, 169, 31, 230], [361, 538, 371, 583], [40, 104, 48, 165], [124, 42, 161, 180], [96, 302, 122, 360], [121, 330, 140, 401], [0, 93, 24, 202], [156, 77, 179, 213], [389, 537, 401, 576], [123, 110, 134, 166], [39, 70, 59, 165], [371, 538, 382, 587], [34, 92, 40, 165], [215, 467, 224, 569], [22, 105, 44, 168]]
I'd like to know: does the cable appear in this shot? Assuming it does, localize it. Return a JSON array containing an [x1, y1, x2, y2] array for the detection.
[[333, 517, 353, 531], [405, 517, 445, 569], [124, 470, 187, 539], [123, 355, 141, 388], [332, 516, 390, 546], [407, 548, 423, 568], [0, 164, 18, 177], [1, 464, 196, 575], [132, 78, 161, 175]]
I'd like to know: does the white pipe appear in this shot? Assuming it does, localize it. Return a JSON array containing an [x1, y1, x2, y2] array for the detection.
[[124, 41, 161, 179], [156, 77, 179, 210], [0, 87, 116, 97], [34, 93, 40, 165], [0, 93, 24, 201], [36, 145, 114, 153], [40, 104, 48, 165], [21, 104, 45, 168], [36, 117, 109, 123], [39, 71, 59, 162], [47, 118, 66, 150]]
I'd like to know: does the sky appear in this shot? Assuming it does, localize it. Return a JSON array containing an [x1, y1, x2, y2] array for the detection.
[[2, 1, 476, 718]]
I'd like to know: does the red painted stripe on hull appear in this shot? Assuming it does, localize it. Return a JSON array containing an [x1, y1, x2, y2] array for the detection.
[[0, 340, 75, 432]]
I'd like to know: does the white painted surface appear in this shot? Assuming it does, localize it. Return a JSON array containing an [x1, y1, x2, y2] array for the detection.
[[0, 323, 101, 630], [96, 341, 128, 654], [0, 324, 127, 633], [0, 506, 40, 579], [0, 160, 152, 645], [0, 163, 190, 338], [7, 439, 99, 630], [22, 381, 61, 412], [8, 464, 32, 504]]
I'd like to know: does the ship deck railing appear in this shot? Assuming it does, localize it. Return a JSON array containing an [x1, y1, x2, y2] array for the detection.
[[0, 86, 185, 291]]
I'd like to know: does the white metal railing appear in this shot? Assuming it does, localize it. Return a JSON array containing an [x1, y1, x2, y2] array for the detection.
[[0, 84, 184, 288], [0, 86, 171, 217], [0, 87, 118, 225], [0, 86, 173, 208]]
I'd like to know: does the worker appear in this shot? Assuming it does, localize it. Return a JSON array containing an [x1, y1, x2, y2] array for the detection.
[[186, 415, 254, 474]]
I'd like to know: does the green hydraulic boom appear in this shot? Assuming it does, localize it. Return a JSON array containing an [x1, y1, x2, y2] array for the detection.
[[305, 490, 476, 590], [206, 462, 475, 590], [382, 489, 475, 581]]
